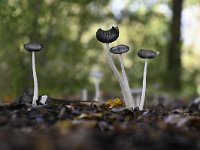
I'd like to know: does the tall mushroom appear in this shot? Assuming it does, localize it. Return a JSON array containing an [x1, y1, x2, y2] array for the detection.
[[24, 43, 43, 106], [110, 44, 135, 108], [137, 49, 159, 110], [96, 27, 133, 108]]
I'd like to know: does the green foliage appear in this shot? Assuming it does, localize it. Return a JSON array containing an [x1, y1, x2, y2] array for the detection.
[[0, 0, 198, 100], [0, 0, 109, 99]]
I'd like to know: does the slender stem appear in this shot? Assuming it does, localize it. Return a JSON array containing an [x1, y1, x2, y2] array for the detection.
[[94, 79, 100, 101], [32, 52, 38, 106], [139, 59, 148, 110], [118, 54, 135, 108], [104, 43, 131, 107]]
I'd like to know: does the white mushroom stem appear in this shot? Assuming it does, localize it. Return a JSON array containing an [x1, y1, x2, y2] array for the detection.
[[32, 52, 38, 106], [118, 54, 135, 108], [104, 43, 132, 108], [94, 78, 100, 101], [81, 89, 88, 101], [139, 59, 148, 110]]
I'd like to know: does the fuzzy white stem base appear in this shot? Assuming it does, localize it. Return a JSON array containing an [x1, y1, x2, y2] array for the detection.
[[139, 60, 148, 110], [32, 52, 38, 106], [119, 55, 135, 108], [104, 43, 132, 108]]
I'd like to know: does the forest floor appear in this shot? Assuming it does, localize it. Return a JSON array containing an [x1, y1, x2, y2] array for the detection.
[[0, 96, 199, 150]]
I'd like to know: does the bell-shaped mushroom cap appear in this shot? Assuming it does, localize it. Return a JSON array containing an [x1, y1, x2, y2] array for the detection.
[[110, 44, 129, 54], [138, 49, 159, 59], [24, 43, 43, 52], [96, 26, 119, 43]]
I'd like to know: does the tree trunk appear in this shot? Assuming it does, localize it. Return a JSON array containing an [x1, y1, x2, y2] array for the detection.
[[167, 0, 183, 92]]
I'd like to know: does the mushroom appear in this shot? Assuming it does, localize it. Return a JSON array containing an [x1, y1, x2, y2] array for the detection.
[[24, 43, 43, 106], [131, 88, 143, 107], [137, 49, 159, 110], [110, 44, 135, 108], [90, 71, 103, 101], [96, 27, 133, 108]]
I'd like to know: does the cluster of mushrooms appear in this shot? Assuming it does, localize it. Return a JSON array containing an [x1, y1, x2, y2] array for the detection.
[[96, 26, 159, 110], [23, 26, 158, 109]]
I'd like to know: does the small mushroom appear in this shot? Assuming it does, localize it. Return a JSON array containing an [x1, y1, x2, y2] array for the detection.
[[110, 44, 134, 108], [90, 71, 103, 101], [137, 49, 159, 110], [24, 43, 43, 106], [131, 88, 142, 107], [96, 26, 119, 43]]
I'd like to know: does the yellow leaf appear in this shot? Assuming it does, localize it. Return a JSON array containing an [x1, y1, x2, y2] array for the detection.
[[105, 98, 124, 108]]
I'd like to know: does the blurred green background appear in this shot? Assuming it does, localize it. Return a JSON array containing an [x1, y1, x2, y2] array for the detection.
[[0, 0, 199, 101]]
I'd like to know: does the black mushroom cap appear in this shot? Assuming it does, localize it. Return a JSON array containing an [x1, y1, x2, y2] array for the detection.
[[96, 26, 119, 43], [110, 44, 129, 54], [24, 43, 43, 52], [137, 49, 159, 59]]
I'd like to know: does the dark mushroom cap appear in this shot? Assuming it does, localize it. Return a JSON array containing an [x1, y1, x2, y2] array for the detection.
[[96, 26, 119, 43], [138, 49, 159, 59], [110, 44, 129, 54], [24, 43, 43, 52]]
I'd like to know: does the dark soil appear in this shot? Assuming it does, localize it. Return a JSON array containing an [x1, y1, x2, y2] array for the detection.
[[0, 96, 199, 150]]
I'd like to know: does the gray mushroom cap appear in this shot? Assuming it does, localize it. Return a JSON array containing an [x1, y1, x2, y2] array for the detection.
[[24, 43, 43, 52], [110, 44, 129, 54], [96, 26, 119, 43], [138, 49, 159, 59]]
